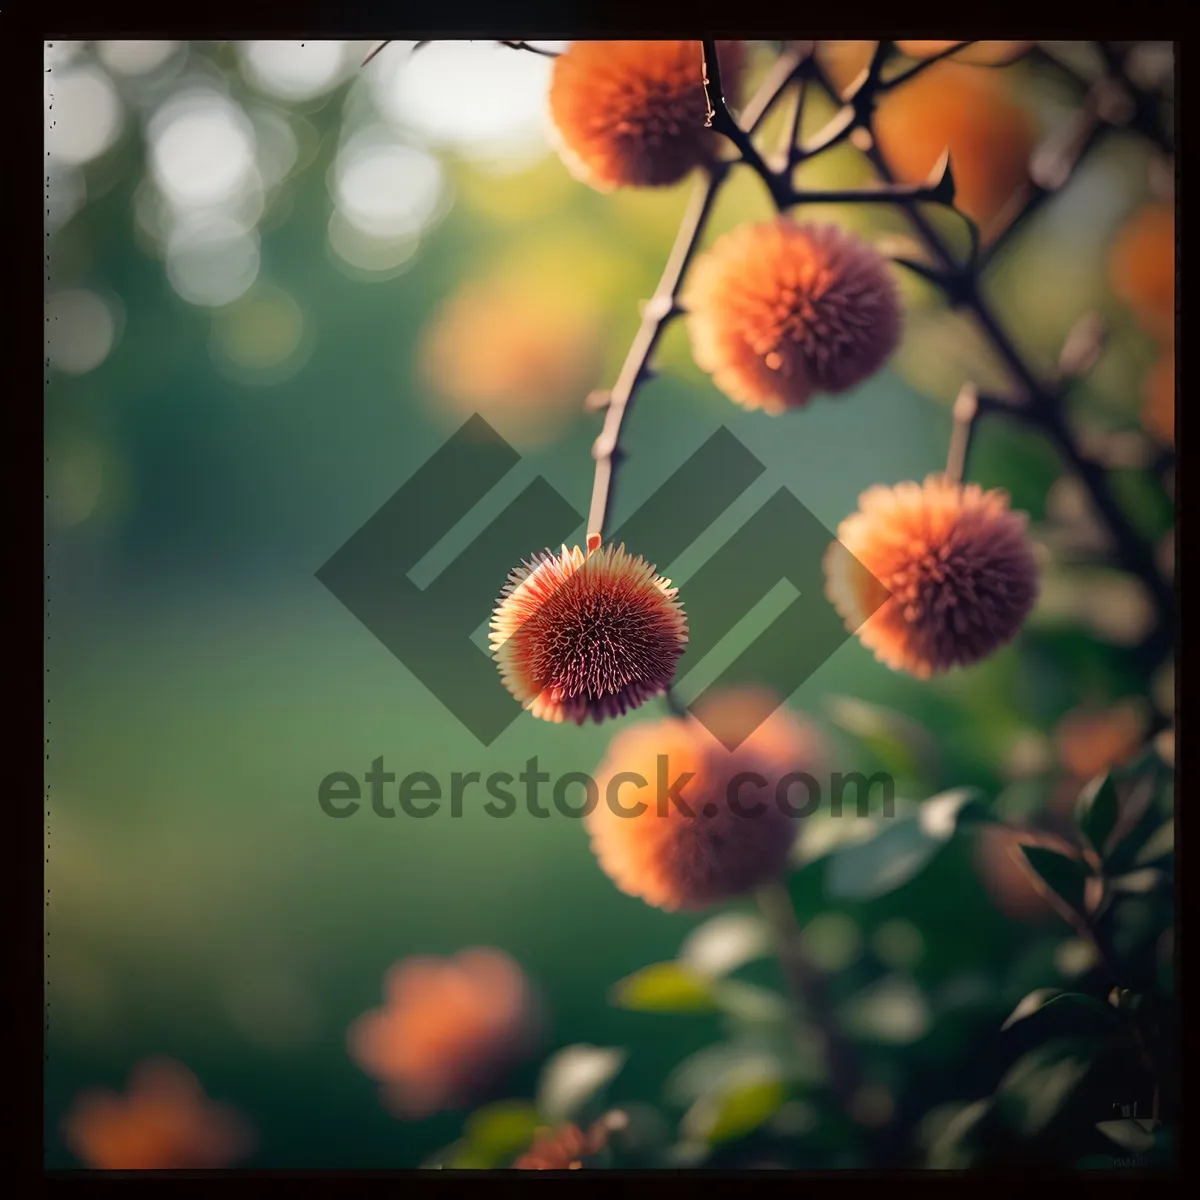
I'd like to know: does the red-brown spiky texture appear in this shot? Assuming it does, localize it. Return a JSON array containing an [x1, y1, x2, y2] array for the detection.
[[547, 40, 743, 191], [513, 1112, 628, 1170], [62, 1060, 253, 1170], [824, 476, 1040, 678], [684, 218, 902, 414], [347, 949, 540, 1120], [586, 688, 827, 911], [491, 539, 688, 725]]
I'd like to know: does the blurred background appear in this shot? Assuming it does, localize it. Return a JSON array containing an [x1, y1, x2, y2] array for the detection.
[[44, 39, 1175, 1169]]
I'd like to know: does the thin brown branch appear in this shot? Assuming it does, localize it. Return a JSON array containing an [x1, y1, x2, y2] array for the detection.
[[757, 879, 864, 1115], [882, 41, 976, 90], [944, 384, 980, 483], [586, 166, 726, 538], [498, 40, 560, 58]]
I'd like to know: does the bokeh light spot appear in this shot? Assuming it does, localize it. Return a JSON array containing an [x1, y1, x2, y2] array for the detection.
[[45, 289, 119, 375]]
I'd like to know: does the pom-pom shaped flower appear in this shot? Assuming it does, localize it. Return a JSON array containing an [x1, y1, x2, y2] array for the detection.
[[824, 476, 1039, 678], [684, 218, 902, 414], [548, 40, 742, 191], [514, 1111, 628, 1170], [586, 688, 826, 911], [347, 949, 540, 1119], [873, 62, 1035, 230], [491, 535, 688, 725], [63, 1059, 252, 1170], [1109, 202, 1176, 340]]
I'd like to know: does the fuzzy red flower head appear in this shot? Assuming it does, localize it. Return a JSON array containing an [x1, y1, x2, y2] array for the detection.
[[347, 948, 540, 1119], [684, 218, 902, 414], [548, 40, 743, 191], [586, 688, 827, 911], [491, 535, 688, 725], [63, 1059, 253, 1170], [824, 476, 1040, 678]]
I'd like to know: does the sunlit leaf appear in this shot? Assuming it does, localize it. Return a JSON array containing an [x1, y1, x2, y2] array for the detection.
[[536, 1045, 627, 1125], [710, 979, 790, 1025], [825, 695, 938, 785], [1076, 771, 1120, 857], [996, 1040, 1094, 1136], [611, 962, 718, 1013], [825, 816, 942, 901], [1001, 988, 1119, 1032], [1017, 843, 1091, 915], [841, 975, 931, 1045], [678, 912, 771, 979], [1096, 1117, 1160, 1153], [917, 787, 993, 838], [682, 1077, 788, 1145], [464, 1100, 542, 1159], [926, 1099, 993, 1169]]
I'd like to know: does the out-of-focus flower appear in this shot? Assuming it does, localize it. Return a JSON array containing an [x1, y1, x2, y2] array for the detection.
[[874, 62, 1035, 230], [683, 219, 902, 414], [975, 827, 1079, 924], [348, 949, 540, 1119], [548, 40, 742, 191], [1142, 344, 1175, 444], [1053, 700, 1148, 781], [62, 1059, 252, 1170], [825, 476, 1040, 678], [586, 688, 827, 911], [1109, 202, 1176, 340], [419, 273, 604, 442], [895, 41, 1033, 66], [491, 537, 688, 725], [513, 1110, 628, 1169]]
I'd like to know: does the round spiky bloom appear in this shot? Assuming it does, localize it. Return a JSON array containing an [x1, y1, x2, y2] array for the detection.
[[547, 40, 743, 191], [514, 1111, 628, 1170], [491, 536, 688, 725], [825, 476, 1040, 678], [873, 62, 1035, 229], [586, 688, 827, 911], [347, 949, 540, 1119], [1143, 345, 1175, 444], [1109, 203, 1176, 339], [895, 40, 1033, 66], [63, 1059, 252, 1170], [683, 218, 902, 414]]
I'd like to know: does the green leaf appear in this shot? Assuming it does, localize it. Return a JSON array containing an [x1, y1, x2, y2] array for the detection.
[[1076, 771, 1120, 857], [710, 979, 790, 1025], [1133, 819, 1174, 866], [996, 1040, 1094, 1136], [464, 1101, 542, 1160], [611, 963, 717, 1013], [682, 1078, 788, 1145], [536, 1045, 627, 1125], [917, 787, 994, 837], [1001, 989, 1119, 1033], [925, 1099, 993, 1169], [825, 817, 942, 902], [1018, 843, 1091, 915], [678, 912, 771, 979], [1096, 1118, 1160, 1153]]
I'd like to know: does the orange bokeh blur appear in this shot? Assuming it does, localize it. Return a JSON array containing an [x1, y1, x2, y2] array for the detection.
[[1109, 202, 1176, 341], [62, 1059, 252, 1170], [347, 948, 540, 1119]]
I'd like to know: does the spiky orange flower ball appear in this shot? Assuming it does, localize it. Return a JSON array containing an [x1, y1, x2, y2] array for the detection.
[[825, 476, 1040, 678], [347, 949, 539, 1119], [1109, 203, 1176, 339], [1142, 345, 1175, 444], [586, 688, 826, 911], [63, 1060, 252, 1170], [895, 41, 1033, 66], [684, 218, 902, 414], [873, 61, 1035, 230], [548, 40, 742, 191], [491, 536, 688, 725]]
